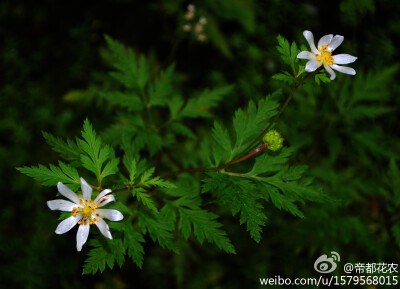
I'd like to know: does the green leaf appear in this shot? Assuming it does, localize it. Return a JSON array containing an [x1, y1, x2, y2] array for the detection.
[[148, 64, 175, 106], [123, 220, 145, 268], [263, 185, 304, 217], [99, 91, 144, 111], [133, 188, 158, 212], [139, 167, 175, 189], [179, 85, 234, 118], [314, 72, 331, 85], [82, 238, 126, 275], [101, 158, 120, 179], [138, 211, 177, 252], [18, 161, 80, 189], [78, 119, 119, 183], [232, 91, 280, 153], [178, 207, 236, 253], [203, 173, 267, 243], [165, 186, 235, 253], [170, 122, 196, 139], [42, 132, 82, 162], [104, 35, 149, 92], [276, 35, 300, 73], [247, 147, 294, 175], [123, 156, 137, 185], [272, 72, 297, 85]]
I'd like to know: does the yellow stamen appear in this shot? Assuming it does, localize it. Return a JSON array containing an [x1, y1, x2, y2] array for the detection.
[[316, 45, 334, 65], [74, 198, 103, 226]]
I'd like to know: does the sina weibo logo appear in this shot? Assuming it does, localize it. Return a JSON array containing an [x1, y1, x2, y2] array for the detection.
[[314, 252, 340, 274]]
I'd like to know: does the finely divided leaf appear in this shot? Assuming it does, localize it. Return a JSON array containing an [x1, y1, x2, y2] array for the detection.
[[138, 211, 177, 252], [18, 161, 80, 189], [179, 85, 233, 118], [42, 132, 82, 162], [178, 207, 236, 253]]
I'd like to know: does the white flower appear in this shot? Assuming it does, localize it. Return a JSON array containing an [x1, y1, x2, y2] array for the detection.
[[297, 30, 357, 80], [47, 178, 123, 251]]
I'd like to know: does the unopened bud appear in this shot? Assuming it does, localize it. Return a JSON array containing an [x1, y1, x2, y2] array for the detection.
[[262, 129, 284, 151]]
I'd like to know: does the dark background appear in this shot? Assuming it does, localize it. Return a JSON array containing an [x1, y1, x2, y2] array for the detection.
[[2, 0, 400, 288]]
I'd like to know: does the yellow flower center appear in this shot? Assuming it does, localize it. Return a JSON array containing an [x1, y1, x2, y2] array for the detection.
[[81, 206, 92, 218], [316, 45, 334, 65], [73, 199, 99, 225]]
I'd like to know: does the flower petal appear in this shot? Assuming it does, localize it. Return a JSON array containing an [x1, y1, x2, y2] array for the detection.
[[96, 194, 116, 207], [324, 65, 336, 80], [95, 218, 112, 239], [47, 199, 77, 211], [297, 51, 317, 60], [331, 64, 356, 75], [303, 30, 318, 54], [318, 34, 333, 48], [333, 54, 357, 64], [327, 35, 344, 52], [97, 209, 124, 221], [57, 182, 80, 204], [305, 60, 322, 72], [94, 189, 112, 204], [80, 178, 92, 201], [55, 215, 80, 234], [76, 222, 90, 251]]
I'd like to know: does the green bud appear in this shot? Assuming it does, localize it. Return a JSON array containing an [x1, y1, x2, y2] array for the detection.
[[262, 129, 284, 151]]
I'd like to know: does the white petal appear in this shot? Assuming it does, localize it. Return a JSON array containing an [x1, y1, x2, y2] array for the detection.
[[94, 189, 112, 204], [331, 64, 356, 75], [47, 199, 77, 211], [95, 194, 116, 207], [55, 215, 80, 234], [324, 65, 336, 80], [95, 218, 112, 239], [97, 209, 124, 221], [327, 35, 344, 52], [297, 51, 317, 60], [318, 34, 333, 48], [57, 182, 80, 204], [303, 30, 318, 54], [333, 54, 357, 64], [76, 223, 90, 251], [80, 178, 92, 201], [305, 60, 322, 72]]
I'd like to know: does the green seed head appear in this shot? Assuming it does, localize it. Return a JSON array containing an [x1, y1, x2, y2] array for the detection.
[[263, 129, 284, 151]]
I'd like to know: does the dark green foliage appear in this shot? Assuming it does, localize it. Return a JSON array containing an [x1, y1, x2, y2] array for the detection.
[[5, 0, 400, 288]]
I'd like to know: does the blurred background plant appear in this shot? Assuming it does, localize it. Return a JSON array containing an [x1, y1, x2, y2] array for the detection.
[[2, 0, 400, 288]]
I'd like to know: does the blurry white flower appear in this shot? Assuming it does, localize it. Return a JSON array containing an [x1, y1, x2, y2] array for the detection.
[[187, 4, 195, 12], [185, 4, 195, 20], [297, 30, 357, 80], [199, 17, 207, 25], [198, 34, 206, 42], [47, 178, 123, 251], [183, 24, 191, 32], [195, 23, 204, 34]]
